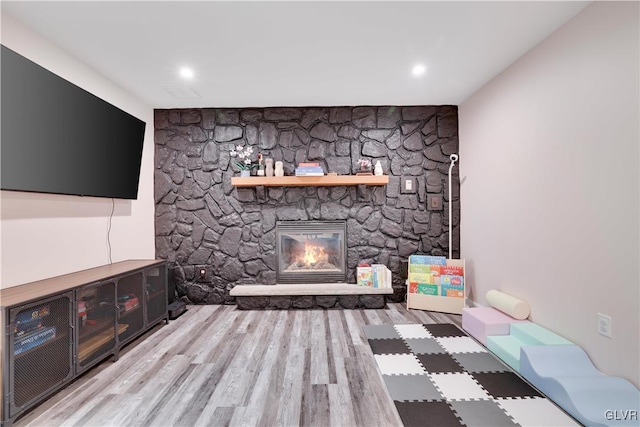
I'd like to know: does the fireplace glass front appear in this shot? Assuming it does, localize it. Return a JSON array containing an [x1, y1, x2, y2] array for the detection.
[[276, 221, 347, 284]]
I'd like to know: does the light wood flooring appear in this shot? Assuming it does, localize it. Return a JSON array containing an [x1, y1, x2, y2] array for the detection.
[[16, 303, 461, 427]]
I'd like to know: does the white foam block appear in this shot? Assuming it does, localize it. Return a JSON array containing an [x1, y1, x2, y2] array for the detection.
[[486, 290, 530, 320]]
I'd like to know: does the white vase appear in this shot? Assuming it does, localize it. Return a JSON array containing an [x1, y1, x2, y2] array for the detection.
[[274, 161, 284, 177], [374, 161, 383, 176], [240, 170, 251, 177], [265, 158, 274, 177]]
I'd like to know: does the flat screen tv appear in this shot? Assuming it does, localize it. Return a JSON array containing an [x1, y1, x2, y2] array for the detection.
[[1, 45, 146, 199]]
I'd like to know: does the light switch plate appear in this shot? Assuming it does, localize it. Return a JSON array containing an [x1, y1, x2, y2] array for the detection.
[[400, 176, 417, 194]]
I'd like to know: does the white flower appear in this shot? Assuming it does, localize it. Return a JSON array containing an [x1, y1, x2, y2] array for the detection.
[[230, 143, 257, 171]]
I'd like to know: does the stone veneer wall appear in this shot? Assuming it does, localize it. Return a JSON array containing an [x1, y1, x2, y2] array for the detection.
[[154, 106, 460, 305]]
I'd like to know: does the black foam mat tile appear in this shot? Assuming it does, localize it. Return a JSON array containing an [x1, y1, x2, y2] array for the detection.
[[416, 353, 464, 374], [423, 323, 467, 338], [472, 372, 543, 399], [394, 401, 464, 427], [367, 338, 412, 355]]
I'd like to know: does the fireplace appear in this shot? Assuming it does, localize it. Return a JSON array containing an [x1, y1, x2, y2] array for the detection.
[[276, 221, 347, 284]]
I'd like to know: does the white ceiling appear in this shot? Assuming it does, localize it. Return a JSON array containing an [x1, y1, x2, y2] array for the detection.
[[2, 1, 590, 109]]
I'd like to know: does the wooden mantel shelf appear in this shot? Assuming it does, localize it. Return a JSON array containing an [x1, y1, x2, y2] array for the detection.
[[231, 175, 389, 188]]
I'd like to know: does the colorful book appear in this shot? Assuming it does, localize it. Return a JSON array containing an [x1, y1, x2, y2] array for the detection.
[[295, 166, 324, 172], [371, 264, 382, 288], [14, 326, 57, 355], [15, 305, 50, 325], [409, 255, 447, 266], [441, 283, 464, 298], [295, 166, 324, 176], [408, 263, 432, 284], [124, 297, 139, 311], [418, 284, 438, 295], [430, 265, 443, 277], [357, 266, 373, 287], [441, 275, 463, 286], [442, 266, 463, 276], [15, 305, 51, 335], [14, 318, 44, 337]]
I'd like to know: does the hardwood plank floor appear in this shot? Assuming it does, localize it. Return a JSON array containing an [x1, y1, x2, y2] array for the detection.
[[15, 303, 461, 427]]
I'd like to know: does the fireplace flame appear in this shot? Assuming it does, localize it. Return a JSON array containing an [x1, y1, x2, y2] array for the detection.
[[300, 242, 327, 266]]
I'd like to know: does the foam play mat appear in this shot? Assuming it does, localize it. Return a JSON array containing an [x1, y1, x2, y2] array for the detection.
[[363, 323, 579, 427]]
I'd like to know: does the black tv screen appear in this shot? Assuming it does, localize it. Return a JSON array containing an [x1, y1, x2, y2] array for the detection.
[[1, 45, 146, 199]]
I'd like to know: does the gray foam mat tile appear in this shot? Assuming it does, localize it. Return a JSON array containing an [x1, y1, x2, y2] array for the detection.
[[404, 337, 447, 355], [382, 374, 444, 402], [449, 399, 519, 427], [363, 324, 401, 339], [452, 352, 511, 373]]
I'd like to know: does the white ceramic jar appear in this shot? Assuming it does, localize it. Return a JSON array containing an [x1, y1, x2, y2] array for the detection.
[[374, 160, 383, 176], [274, 161, 284, 177], [265, 158, 274, 177]]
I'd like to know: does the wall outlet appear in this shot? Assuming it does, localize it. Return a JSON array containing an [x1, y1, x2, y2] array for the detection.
[[197, 266, 210, 282], [427, 194, 443, 211], [597, 313, 612, 338]]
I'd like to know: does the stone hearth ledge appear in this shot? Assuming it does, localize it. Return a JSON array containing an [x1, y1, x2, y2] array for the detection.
[[229, 283, 393, 296]]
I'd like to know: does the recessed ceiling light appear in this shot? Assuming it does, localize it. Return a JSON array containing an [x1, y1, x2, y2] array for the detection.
[[412, 64, 427, 76], [179, 67, 194, 79]]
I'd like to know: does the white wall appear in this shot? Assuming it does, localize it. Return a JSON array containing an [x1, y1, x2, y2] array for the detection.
[[1, 13, 156, 288], [459, 1, 639, 386]]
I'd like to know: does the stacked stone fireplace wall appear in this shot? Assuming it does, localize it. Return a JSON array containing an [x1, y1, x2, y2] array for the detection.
[[154, 106, 460, 305]]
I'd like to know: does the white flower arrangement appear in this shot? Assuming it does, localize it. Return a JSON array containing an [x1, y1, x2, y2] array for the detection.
[[229, 144, 257, 171]]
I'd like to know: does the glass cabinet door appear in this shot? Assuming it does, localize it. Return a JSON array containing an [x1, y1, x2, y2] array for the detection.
[[76, 281, 116, 372], [9, 293, 73, 416], [116, 272, 144, 344], [145, 265, 167, 326]]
